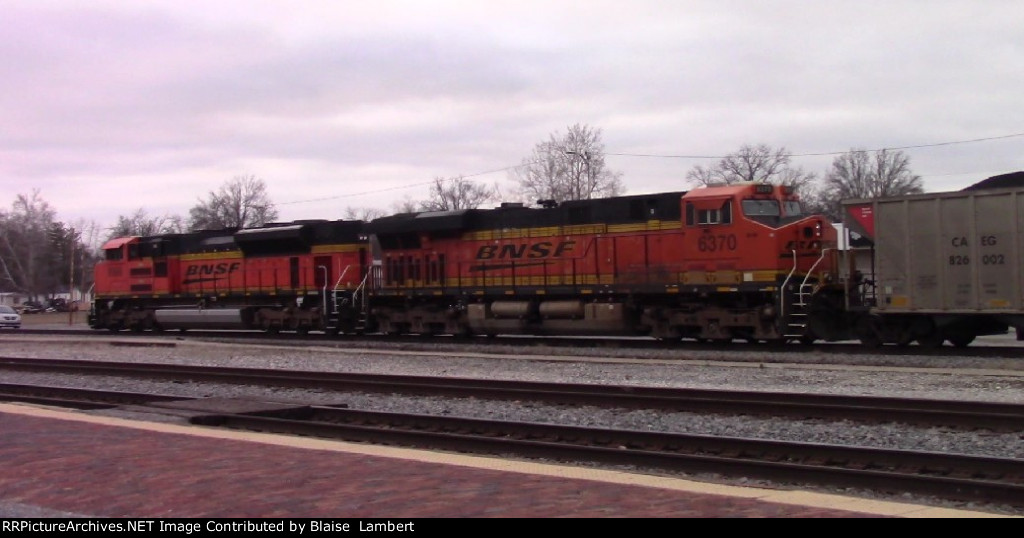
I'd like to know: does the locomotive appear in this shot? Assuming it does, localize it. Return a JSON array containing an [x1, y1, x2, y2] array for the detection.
[[88, 181, 1024, 347], [90, 182, 841, 343]]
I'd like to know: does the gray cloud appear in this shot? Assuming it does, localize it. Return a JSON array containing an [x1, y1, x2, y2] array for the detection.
[[2, 1, 1023, 228]]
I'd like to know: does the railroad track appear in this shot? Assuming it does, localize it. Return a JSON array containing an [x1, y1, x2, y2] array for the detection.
[[12, 328, 1024, 358], [2, 382, 1022, 508], [193, 405, 1024, 509], [2, 356, 1024, 429]]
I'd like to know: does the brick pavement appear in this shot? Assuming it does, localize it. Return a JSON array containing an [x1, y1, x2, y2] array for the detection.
[[0, 404, 1000, 518]]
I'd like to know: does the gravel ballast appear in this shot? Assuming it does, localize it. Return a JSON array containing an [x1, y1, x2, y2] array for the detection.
[[3, 333, 1024, 515]]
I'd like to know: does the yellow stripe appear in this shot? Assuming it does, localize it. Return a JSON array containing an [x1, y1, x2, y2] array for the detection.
[[311, 244, 363, 253], [461, 219, 679, 240], [180, 251, 243, 261]]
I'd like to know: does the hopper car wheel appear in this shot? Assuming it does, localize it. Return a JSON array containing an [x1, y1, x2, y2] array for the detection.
[[855, 316, 883, 348], [916, 331, 944, 349], [799, 336, 816, 345]]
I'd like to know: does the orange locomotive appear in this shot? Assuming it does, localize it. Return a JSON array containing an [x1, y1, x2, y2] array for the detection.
[[90, 220, 368, 333], [363, 182, 839, 342], [90, 183, 839, 343]]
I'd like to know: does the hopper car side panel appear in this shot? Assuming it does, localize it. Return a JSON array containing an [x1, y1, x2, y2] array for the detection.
[[843, 187, 1024, 347]]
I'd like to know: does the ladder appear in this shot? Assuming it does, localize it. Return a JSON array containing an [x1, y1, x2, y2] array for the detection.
[[780, 248, 832, 341], [336, 262, 379, 334]]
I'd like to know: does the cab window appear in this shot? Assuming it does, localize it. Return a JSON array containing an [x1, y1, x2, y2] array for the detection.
[[686, 200, 732, 226]]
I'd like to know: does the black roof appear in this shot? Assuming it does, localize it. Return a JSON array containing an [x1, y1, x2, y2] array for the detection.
[[365, 191, 687, 236], [961, 171, 1024, 191]]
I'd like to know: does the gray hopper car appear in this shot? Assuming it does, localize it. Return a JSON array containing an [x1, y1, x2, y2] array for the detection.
[[841, 187, 1024, 347]]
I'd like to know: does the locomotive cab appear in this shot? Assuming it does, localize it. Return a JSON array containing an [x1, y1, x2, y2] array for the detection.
[[678, 183, 838, 342]]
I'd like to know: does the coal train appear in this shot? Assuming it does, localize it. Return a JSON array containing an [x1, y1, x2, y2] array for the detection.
[[88, 182, 1024, 347]]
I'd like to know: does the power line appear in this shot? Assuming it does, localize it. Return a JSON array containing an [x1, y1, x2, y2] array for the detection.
[[608, 132, 1024, 159], [279, 163, 529, 206], [281, 131, 1024, 206]]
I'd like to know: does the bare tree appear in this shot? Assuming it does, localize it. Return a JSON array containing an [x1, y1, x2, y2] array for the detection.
[[422, 176, 496, 211], [811, 148, 923, 220], [390, 196, 421, 214], [343, 206, 387, 221], [686, 144, 816, 190], [188, 175, 278, 230], [0, 190, 57, 297], [108, 209, 186, 240], [513, 124, 624, 203]]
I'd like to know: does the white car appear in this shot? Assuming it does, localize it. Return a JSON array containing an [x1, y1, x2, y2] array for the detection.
[[0, 305, 22, 329]]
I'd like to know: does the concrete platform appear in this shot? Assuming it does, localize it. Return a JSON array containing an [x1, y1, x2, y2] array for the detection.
[[0, 403, 1008, 518]]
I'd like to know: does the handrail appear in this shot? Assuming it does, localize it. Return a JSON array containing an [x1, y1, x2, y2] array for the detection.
[[318, 265, 328, 316], [352, 264, 380, 314], [799, 247, 832, 292], [779, 250, 798, 319], [334, 265, 351, 293]]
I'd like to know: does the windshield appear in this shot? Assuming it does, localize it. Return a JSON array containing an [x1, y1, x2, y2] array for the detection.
[[741, 199, 780, 216], [782, 200, 803, 216], [0, 306, 14, 314]]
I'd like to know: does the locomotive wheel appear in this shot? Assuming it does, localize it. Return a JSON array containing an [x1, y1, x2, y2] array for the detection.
[[947, 333, 976, 348]]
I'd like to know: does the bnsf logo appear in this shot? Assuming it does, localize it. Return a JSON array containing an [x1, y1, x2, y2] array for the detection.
[[185, 262, 241, 277], [476, 241, 575, 260]]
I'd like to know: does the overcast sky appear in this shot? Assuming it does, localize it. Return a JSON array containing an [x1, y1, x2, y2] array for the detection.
[[3, 0, 1023, 231]]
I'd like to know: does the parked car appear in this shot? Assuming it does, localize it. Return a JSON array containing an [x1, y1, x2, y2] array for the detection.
[[0, 305, 21, 329], [46, 298, 70, 312], [14, 301, 44, 314]]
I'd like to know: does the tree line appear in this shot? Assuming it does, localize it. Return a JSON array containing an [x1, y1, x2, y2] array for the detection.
[[0, 124, 922, 300]]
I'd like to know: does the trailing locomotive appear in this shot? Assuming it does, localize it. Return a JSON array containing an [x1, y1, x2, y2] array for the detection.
[[90, 219, 368, 334], [90, 182, 840, 343]]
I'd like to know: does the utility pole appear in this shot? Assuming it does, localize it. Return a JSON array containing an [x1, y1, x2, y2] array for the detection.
[[565, 150, 591, 200], [68, 228, 76, 326]]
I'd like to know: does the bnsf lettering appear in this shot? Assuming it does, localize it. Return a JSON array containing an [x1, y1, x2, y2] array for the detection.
[[185, 262, 241, 276], [476, 241, 575, 260], [783, 240, 820, 251]]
